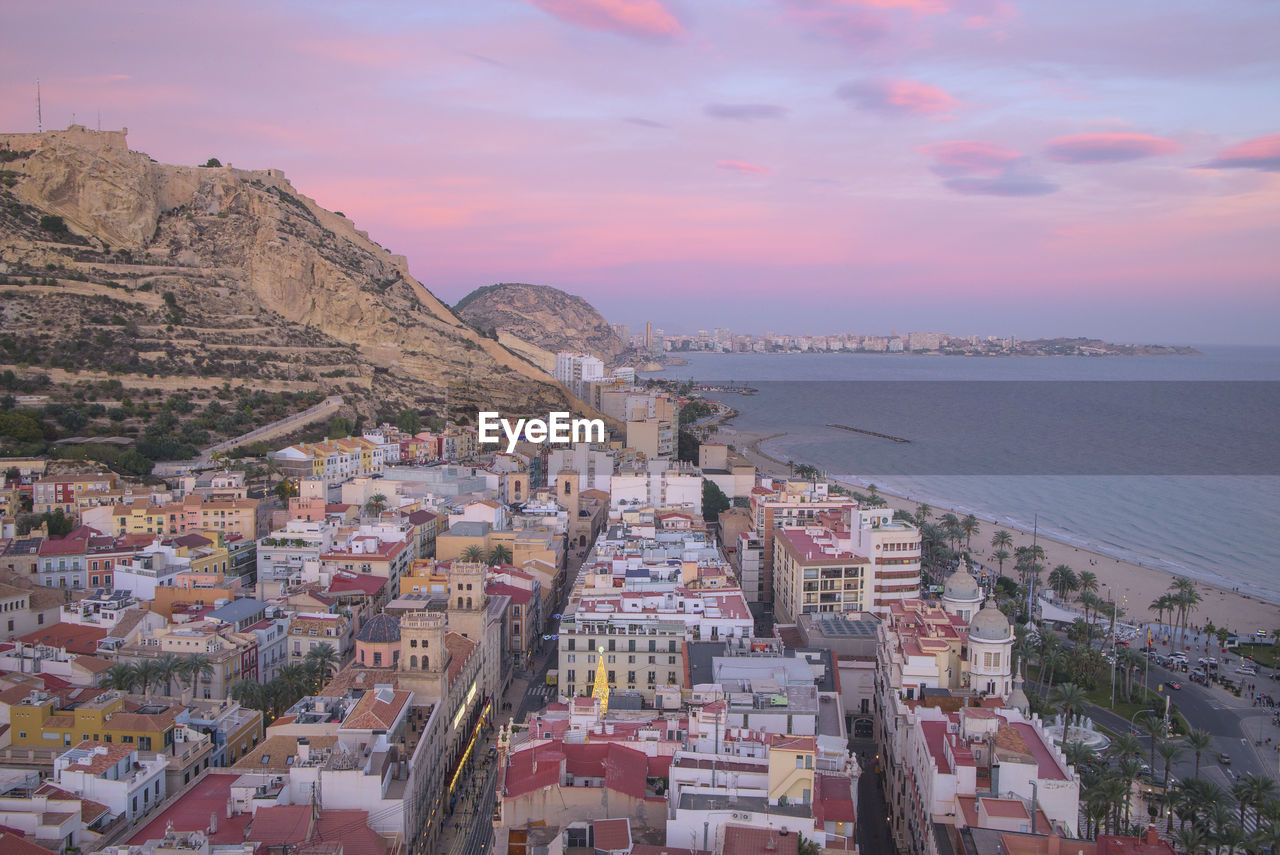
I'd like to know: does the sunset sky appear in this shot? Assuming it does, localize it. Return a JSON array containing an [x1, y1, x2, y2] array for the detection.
[[3, 0, 1278, 343]]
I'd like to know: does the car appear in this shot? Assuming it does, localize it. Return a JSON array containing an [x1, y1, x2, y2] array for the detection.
[[1258, 629, 1269, 638], [1116, 641, 1130, 648], [1238, 665, 1258, 676], [1164, 680, 1183, 690], [1219, 753, 1231, 765]]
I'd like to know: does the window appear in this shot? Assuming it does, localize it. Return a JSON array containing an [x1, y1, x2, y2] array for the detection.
[[139, 736, 152, 750], [627, 671, 636, 683], [648, 671, 656, 684], [796, 755, 804, 769], [567, 670, 575, 683], [607, 671, 616, 683]]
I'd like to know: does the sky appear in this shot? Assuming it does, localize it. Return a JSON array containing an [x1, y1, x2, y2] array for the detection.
[[2, 0, 1279, 344]]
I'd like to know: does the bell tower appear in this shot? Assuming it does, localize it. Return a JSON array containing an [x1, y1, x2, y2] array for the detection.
[[448, 560, 487, 639]]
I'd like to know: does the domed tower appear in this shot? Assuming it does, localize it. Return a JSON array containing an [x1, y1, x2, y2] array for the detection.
[[941, 561, 983, 622], [967, 599, 1014, 697], [355, 613, 401, 669]]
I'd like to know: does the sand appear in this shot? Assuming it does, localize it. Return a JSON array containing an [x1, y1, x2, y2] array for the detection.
[[723, 426, 1280, 636]]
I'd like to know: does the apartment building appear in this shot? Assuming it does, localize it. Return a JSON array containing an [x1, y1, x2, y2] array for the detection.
[[749, 481, 858, 604]]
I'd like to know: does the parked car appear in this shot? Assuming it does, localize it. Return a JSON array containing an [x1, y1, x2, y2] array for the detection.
[[1219, 753, 1232, 765]]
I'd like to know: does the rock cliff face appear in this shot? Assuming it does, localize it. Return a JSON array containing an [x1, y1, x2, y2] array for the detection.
[[454, 283, 627, 365], [0, 126, 590, 419]]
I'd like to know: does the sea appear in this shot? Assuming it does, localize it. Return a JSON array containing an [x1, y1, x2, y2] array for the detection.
[[648, 346, 1280, 603]]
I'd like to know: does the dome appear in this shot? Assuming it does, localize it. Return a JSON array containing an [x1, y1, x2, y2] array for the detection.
[[943, 566, 981, 601], [968, 599, 1012, 641], [356, 614, 401, 644]]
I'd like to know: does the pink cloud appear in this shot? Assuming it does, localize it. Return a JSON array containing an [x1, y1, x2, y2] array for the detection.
[[919, 140, 1022, 176], [716, 160, 773, 175], [1044, 132, 1181, 164], [526, 0, 683, 39], [838, 79, 958, 117], [1198, 133, 1280, 171]]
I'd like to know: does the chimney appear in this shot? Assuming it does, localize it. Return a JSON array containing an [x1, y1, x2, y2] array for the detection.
[[1144, 825, 1160, 845], [297, 737, 310, 764], [209, 811, 218, 834], [1047, 831, 1061, 855]]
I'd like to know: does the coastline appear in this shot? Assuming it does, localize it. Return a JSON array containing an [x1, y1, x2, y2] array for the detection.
[[725, 425, 1280, 633]]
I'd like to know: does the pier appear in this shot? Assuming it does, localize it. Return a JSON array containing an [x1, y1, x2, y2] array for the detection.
[[826, 423, 910, 443], [694, 383, 757, 395]]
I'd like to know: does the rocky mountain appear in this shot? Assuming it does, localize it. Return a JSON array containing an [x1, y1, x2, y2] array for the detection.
[[0, 126, 594, 423], [454, 283, 628, 366]]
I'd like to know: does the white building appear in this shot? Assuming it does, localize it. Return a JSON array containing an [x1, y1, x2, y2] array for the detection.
[[553, 353, 605, 396], [54, 742, 167, 823]]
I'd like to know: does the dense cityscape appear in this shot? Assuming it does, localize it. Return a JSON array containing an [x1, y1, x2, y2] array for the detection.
[[1, 346, 1276, 855]]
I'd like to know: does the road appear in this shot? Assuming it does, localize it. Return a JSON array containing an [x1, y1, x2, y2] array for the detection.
[[857, 757, 894, 854], [200, 394, 343, 462], [1034, 636, 1280, 803]]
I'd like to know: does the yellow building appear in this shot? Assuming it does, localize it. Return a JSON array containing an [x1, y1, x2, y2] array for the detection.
[[766, 734, 817, 806], [10, 692, 178, 752]]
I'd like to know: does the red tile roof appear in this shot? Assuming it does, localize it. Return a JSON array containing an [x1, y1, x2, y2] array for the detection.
[[341, 688, 411, 731], [593, 818, 631, 852], [126, 773, 253, 845], [65, 741, 135, 775], [248, 805, 313, 844], [0, 832, 58, 855], [485, 581, 533, 604], [722, 825, 800, 855], [18, 624, 107, 656], [327, 573, 387, 597]]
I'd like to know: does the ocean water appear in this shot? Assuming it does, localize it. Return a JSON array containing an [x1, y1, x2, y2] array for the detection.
[[650, 347, 1280, 602]]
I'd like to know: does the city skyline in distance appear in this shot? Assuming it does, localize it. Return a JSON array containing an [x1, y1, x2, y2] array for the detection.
[[3, 0, 1278, 345]]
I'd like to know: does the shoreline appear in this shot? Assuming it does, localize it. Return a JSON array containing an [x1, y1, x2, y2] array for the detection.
[[724, 426, 1280, 632]]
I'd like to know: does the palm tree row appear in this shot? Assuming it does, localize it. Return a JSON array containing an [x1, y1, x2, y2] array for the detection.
[[460, 544, 514, 566], [229, 643, 340, 721], [102, 653, 214, 697]]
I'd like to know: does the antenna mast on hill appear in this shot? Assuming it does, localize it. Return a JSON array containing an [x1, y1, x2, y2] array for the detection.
[[36, 79, 42, 132]]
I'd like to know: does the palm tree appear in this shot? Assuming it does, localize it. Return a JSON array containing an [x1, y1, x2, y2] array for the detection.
[[1149, 594, 1175, 628], [182, 654, 214, 698], [1157, 741, 1184, 832], [991, 549, 1010, 579], [1047, 564, 1073, 599], [364, 493, 388, 517], [1137, 714, 1163, 771], [1213, 821, 1245, 855], [487, 544, 513, 566], [1085, 792, 1112, 840], [461, 545, 485, 563], [1053, 682, 1088, 732], [960, 514, 979, 551], [277, 663, 311, 705], [1116, 754, 1144, 827], [991, 529, 1013, 553], [154, 654, 184, 697], [229, 678, 267, 712], [916, 503, 932, 527], [304, 642, 340, 688], [1188, 729, 1214, 778], [102, 662, 139, 692], [1041, 647, 1065, 688], [1172, 826, 1209, 855], [133, 659, 162, 697], [1236, 773, 1277, 830]]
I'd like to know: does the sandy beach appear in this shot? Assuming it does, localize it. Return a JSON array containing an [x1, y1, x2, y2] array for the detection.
[[723, 426, 1280, 636]]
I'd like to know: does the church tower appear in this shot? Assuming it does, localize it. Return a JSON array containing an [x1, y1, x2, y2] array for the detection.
[[447, 560, 487, 640]]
